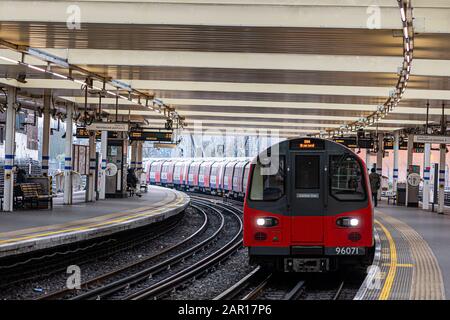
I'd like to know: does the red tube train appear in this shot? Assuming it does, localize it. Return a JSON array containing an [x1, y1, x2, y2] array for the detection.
[[243, 138, 374, 272], [145, 158, 251, 199]]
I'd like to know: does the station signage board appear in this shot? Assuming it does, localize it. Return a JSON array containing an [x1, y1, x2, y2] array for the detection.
[[333, 138, 357, 148], [154, 143, 177, 149], [414, 135, 450, 145], [129, 131, 173, 142], [86, 122, 129, 132], [76, 127, 101, 139], [384, 139, 424, 152], [333, 137, 373, 149]]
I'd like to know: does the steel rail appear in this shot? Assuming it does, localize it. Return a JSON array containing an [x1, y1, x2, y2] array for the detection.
[[38, 206, 209, 300], [125, 200, 242, 300]]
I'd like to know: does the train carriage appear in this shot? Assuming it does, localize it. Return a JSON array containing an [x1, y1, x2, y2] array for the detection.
[[242, 162, 251, 196], [161, 161, 175, 187], [145, 160, 155, 184], [149, 160, 164, 185], [199, 161, 215, 192], [188, 161, 203, 191], [223, 161, 238, 196], [210, 160, 227, 195], [232, 160, 250, 199], [243, 138, 374, 272]]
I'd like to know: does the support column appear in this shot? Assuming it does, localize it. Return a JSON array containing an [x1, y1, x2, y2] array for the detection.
[[365, 149, 371, 171], [405, 133, 414, 207], [99, 130, 108, 200], [137, 141, 143, 172], [136, 141, 143, 189], [86, 132, 97, 202], [393, 131, 400, 193], [3, 87, 17, 212], [438, 144, 446, 214], [422, 143, 431, 210], [130, 141, 137, 170], [376, 133, 383, 200], [63, 105, 73, 205], [41, 92, 51, 176]]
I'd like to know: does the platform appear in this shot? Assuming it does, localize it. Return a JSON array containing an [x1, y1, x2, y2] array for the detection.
[[0, 186, 190, 258], [356, 202, 448, 300]]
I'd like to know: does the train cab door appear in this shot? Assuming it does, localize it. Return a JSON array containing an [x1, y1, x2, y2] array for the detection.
[[288, 152, 326, 244]]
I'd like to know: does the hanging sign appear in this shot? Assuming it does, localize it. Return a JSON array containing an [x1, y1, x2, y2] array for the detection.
[[86, 122, 129, 132], [129, 131, 173, 142], [154, 143, 177, 149], [413, 135, 450, 145], [76, 127, 101, 139]]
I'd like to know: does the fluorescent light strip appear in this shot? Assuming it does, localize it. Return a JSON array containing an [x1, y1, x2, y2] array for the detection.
[[27, 64, 46, 73], [0, 55, 19, 64], [0, 47, 175, 120]]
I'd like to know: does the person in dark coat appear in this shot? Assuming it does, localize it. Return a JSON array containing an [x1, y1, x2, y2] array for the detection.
[[127, 168, 142, 197], [14, 165, 28, 184], [369, 167, 381, 207]]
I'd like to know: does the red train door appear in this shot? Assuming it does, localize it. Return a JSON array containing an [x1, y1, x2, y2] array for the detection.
[[289, 153, 326, 244]]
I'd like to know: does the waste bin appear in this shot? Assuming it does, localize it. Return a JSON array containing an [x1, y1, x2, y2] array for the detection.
[[397, 182, 406, 206]]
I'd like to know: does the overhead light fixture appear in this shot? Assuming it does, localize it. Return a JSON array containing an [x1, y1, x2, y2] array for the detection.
[[1, 38, 182, 125], [320, 0, 414, 137], [16, 73, 27, 84]]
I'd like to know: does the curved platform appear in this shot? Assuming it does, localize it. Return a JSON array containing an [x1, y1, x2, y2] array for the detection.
[[356, 203, 447, 300], [0, 186, 190, 258]]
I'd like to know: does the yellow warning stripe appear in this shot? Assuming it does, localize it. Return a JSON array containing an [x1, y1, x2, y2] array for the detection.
[[382, 263, 414, 268], [376, 219, 397, 300], [0, 195, 187, 245]]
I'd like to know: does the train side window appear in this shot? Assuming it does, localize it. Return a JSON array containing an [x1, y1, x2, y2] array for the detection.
[[249, 156, 285, 201], [329, 155, 366, 201]]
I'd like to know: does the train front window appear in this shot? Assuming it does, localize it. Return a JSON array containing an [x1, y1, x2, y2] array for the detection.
[[329, 155, 366, 201], [295, 155, 320, 189], [249, 156, 285, 201]]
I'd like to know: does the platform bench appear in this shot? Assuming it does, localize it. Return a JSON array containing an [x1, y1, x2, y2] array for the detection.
[[19, 183, 55, 209]]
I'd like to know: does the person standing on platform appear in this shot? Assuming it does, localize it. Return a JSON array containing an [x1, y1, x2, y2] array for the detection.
[[369, 167, 381, 207]]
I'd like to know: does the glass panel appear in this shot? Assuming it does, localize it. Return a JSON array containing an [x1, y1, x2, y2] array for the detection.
[[330, 155, 366, 201], [249, 156, 285, 201], [295, 155, 320, 189]]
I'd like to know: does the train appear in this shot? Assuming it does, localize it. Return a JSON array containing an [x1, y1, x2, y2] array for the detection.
[[144, 137, 374, 272], [243, 138, 374, 272], [144, 157, 251, 199]]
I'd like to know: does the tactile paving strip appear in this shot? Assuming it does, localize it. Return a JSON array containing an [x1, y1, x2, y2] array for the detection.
[[379, 213, 445, 300], [355, 211, 445, 300]]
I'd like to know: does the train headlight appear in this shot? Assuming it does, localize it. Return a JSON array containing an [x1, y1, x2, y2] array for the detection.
[[336, 217, 360, 228], [256, 217, 279, 227], [256, 218, 266, 226], [350, 218, 360, 227]]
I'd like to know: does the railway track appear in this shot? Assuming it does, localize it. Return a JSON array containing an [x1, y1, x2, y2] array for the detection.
[[124, 199, 243, 300], [37, 198, 242, 300], [37, 203, 212, 300], [215, 267, 349, 301]]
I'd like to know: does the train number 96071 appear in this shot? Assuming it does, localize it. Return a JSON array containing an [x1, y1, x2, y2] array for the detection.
[[335, 247, 362, 255]]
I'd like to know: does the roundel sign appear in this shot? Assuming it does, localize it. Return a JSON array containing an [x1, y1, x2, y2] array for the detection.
[[105, 163, 118, 177], [407, 173, 421, 187]]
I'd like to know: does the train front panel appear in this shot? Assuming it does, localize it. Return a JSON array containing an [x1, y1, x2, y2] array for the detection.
[[243, 138, 373, 272]]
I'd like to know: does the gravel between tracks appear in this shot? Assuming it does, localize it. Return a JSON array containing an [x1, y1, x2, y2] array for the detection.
[[168, 248, 253, 300]]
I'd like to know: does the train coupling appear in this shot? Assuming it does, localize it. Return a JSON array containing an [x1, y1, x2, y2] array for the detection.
[[284, 258, 330, 272]]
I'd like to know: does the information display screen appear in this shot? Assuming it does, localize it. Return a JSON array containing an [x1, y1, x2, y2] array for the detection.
[[290, 139, 325, 150], [76, 127, 101, 139], [129, 131, 173, 142]]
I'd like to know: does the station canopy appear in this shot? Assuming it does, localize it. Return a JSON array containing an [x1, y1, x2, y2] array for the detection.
[[1, 0, 450, 138]]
